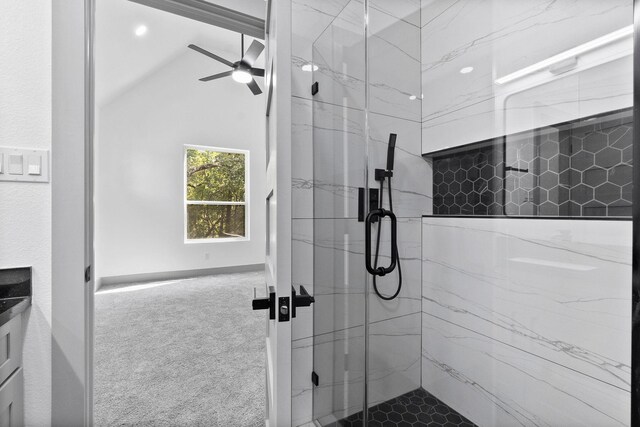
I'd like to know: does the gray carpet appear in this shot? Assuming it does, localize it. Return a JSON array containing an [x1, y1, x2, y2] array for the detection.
[[94, 271, 266, 426]]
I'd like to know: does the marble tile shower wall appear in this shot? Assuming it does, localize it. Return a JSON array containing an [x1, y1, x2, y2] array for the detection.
[[432, 109, 634, 217], [420, 0, 633, 153], [290, 0, 431, 425], [420, 1, 633, 426], [422, 218, 632, 426]]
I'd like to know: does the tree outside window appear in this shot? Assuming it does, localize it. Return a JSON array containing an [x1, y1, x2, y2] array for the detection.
[[185, 146, 248, 241]]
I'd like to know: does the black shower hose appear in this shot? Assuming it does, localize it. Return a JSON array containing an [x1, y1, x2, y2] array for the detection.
[[372, 177, 402, 300]]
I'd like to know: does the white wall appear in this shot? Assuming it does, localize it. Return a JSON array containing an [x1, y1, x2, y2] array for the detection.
[[0, 1, 52, 425], [95, 49, 266, 281]]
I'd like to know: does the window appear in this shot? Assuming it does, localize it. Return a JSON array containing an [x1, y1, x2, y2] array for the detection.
[[184, 145, 249, 241]]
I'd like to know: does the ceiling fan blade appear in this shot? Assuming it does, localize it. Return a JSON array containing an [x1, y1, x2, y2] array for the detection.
[[241, 40, 265, 67], [188, 44, 234, 68], [199, 70, 233, 82], [247, 78, 263, 95], [250, 68, 265, 77]]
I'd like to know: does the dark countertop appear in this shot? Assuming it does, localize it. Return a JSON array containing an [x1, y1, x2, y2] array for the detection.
[[0, 267, 32, 327]]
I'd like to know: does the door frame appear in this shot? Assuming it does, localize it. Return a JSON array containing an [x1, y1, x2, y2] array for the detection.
[[632, 0, 640, 424], [52, 0, 640, 425], [51, 0, 95, 425], [51, 0, 276, 425]]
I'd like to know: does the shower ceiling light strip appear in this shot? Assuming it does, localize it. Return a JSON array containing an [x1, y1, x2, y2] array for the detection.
[[495, 25, 633, 85]]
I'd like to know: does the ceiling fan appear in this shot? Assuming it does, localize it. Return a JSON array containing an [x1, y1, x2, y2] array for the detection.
[[188, 34, 265, 95]]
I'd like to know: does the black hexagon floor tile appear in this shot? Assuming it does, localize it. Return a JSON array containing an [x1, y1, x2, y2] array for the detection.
[[329, 388, 476, 427]]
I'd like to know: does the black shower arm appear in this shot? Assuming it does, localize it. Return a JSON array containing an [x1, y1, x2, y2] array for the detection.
[[365, 208, 397, 277]]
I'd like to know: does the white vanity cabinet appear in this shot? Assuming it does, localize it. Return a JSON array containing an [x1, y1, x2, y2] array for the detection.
[[0, 315, 23, 427]]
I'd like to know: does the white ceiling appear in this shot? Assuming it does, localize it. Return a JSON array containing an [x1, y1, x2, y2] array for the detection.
[[95, 0, 265, 106]]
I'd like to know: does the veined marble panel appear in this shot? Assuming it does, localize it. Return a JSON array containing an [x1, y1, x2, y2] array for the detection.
[[312, 217, 423, 335], [370, 0, 420, 27], [313, 218, 365, 338], [293, 336, 314, 427], [313, 100, 366, 220], [420, 0, 458, 28], [422, 313, 630, 426], [292, 97, 313, 219], [421, 0, 633, 153], [291, 0, 351, 100], [368, 312, 422, 407], [313, 324, 366, 423], [293, 219, 314, 341], [368, 217, 422, 324], [312, 0, 366, 111], [422, 217, 632, 391], [368, 6, 421, 122], [368, 112, 431, 217]]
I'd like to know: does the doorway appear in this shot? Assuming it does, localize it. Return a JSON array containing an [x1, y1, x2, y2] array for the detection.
[[92, 0, 267, 424]]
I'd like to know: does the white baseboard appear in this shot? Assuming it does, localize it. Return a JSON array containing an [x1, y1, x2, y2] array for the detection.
[[97, 263, 264, 290]]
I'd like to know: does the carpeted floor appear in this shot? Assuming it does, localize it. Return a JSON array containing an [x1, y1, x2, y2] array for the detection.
[[94, 271, 266, 426]]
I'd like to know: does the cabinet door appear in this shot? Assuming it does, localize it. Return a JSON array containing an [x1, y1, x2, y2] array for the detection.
[[0, 368, 23, 427], [0, 316, 22, 387]]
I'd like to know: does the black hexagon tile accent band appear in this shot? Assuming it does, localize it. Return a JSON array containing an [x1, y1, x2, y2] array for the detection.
[[328, 388, 476, 427], [432, 108, 633, 217]]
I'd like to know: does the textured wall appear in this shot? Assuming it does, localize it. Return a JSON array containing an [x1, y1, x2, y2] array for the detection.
[[0, 1, 52, 424], [95, 50, 266, 281]]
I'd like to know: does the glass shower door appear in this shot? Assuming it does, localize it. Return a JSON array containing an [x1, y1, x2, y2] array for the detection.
[[311, 1, 368, 424]]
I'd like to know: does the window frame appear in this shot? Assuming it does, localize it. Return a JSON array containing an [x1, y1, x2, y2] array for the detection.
[[183, 144, 250, 243]]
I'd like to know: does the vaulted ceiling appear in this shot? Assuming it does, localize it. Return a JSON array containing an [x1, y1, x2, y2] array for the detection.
[[95, 0, 265, 106]]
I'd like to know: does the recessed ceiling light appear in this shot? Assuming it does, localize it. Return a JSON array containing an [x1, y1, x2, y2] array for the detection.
[[409, 95, 417, 100], [301, 63, 319, 72], [460, 66, 474, 74], [135, 25, 148, 37]]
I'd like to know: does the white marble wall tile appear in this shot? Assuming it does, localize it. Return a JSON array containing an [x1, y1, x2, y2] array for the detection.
[[368, 218, 422, 323], [313, 101, 366, 220], [368, 112, 431, 217], [420, 0, 458, 28], [292, 219, 314, 341], [314, 325, 366, 422], [313, 218, 366, 337], [291, 0, 352, 100], [370, 0, 420, 27], [421, 0, 633, 153], [312, 0, 366, 111], [422, 313, 630, 427], [368, 312, 422, 406], [368, 6, 421, 122], [422, 217, 632, 391], [292, 336, 314, 427], [292, 97, 314, 219]]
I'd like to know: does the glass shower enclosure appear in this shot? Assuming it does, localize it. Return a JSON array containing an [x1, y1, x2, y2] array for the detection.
[[310, 1, 634, 425]]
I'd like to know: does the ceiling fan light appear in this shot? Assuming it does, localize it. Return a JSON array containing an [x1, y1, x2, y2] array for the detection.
[[232, 69, 252, 84]]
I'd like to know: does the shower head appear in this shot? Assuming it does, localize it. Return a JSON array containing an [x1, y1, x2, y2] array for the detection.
[[386, 133, 397, 172], [375, 133, 398, 182]]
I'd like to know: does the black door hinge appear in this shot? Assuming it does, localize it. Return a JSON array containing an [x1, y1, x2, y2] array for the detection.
[[311, 371, 319, 386], [311, 82, 319, 96], [85, 265, 91, 283]]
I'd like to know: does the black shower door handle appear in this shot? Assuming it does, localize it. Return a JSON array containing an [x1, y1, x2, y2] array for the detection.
[[365, 208, 397, 276]]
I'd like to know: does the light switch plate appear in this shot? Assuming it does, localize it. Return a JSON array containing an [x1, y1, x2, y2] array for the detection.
[[8, 155, 23, 175], [0, 148, 49, 183]]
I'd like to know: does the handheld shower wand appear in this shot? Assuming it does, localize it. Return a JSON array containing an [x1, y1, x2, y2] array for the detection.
[[367, 134, 402, 301]]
